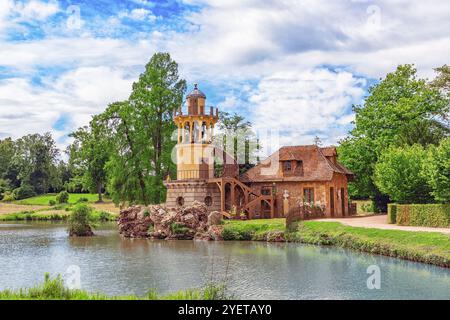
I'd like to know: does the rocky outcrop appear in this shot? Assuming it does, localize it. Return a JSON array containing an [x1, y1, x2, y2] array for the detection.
[[117, 201, 223, 240]]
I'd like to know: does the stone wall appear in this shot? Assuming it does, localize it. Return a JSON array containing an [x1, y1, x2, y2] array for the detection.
[[165, 180, 221, 213]]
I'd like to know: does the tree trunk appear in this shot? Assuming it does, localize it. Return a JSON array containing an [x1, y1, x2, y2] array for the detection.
[[97, 183, 103, 203]]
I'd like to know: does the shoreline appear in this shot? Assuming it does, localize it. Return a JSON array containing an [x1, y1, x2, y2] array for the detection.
[[219, 219, 450, 268], [1, 215, 449, 268]]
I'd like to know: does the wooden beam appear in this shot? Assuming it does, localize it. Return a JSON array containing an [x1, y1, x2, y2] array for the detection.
[[230, 182, 236, 209], [220, 180, 225, 212]]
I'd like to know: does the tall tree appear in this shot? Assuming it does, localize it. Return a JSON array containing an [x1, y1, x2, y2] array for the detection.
[[338, 65, 448, 208], [0, 138, 17, 188], [12, 133, 59, 194], [69, 121, 109, 202], [98, 53, 186, 205], [215, 111, 259, 174]]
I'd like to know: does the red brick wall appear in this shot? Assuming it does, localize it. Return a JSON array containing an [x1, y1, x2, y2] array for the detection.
[[247, 173, 349, 218]]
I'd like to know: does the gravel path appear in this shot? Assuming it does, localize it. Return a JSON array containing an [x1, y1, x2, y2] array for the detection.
[[317, 214, 450, 234]]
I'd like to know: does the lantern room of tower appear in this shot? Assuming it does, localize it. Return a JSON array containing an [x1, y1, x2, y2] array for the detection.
[[173, 84, 219, 144]]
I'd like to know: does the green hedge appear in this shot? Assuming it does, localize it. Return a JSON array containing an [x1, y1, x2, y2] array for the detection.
[[353, 200, 376, 214], [387, 204, 397, 224], [396, 204, 450, 228]]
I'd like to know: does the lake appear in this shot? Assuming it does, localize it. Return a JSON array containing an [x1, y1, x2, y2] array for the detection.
[[0, 222, 449, 299]]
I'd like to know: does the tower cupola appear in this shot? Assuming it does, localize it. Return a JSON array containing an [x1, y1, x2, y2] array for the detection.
[[186, 83, 207, 115]]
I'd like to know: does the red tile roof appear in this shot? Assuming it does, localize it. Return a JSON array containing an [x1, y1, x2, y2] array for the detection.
[[240, 145, 353, 182]]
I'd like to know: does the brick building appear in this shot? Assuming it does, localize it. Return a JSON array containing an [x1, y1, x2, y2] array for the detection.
[[164, 84, 353, 218]]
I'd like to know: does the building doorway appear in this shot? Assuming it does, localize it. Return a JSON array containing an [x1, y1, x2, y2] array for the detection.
[[341, 188, 345, 216], [329, 187, 335, 217]]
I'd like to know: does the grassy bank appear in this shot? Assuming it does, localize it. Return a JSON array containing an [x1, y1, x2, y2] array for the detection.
[[222, 219, 450, 268], [0, 274, 230, 300], [222, 218, 285, 240], [0, 207, 117, 222]]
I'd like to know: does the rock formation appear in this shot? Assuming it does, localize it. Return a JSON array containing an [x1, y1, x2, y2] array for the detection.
[[117, 201, 223, 240]]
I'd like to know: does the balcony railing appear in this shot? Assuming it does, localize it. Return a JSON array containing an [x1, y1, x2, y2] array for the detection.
[[177, 169, 211, 180]]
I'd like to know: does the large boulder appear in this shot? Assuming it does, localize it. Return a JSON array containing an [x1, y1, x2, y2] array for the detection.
[[117, 201, 214, 240], [207, 211, 222, 226], [117, 205, 154, 238]]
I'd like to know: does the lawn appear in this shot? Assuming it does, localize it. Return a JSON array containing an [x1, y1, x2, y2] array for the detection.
[[14, 193, 101, 205], [0, 193, 120, 220]]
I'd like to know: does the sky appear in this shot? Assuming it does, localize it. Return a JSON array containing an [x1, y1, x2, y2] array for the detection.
[[0, 0, 449, 153]]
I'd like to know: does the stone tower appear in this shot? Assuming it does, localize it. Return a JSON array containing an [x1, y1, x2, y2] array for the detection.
[[174, 84, 219, 180], [164, 84, 221, 211]]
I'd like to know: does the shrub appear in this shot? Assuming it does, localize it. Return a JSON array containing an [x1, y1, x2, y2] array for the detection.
[[396, 204, 450, 227], [374, 145, 433, 204], [48, 200, 56, 206], [0, 179, 11, 201], [76, 197, 89, 203], [361, 202, 375, 213], [387, 204, 397, 224], [56, 191, 69, 204], [12, 185, 36, 200], [422, 138, 450, 203], [170, 222, 190, 235], [97, 211, 114, 222], [2, 191, 15, 202], [68, 204, 95, 236]]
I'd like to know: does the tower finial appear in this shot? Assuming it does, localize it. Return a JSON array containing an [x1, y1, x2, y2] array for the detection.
[[194, 83, 198, 89]]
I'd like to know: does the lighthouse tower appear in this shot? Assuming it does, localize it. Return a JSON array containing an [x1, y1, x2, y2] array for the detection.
[[174, 84, 219, 180], [164, 84, 221, 211]]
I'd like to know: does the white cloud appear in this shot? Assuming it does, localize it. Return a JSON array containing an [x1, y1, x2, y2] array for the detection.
[[0, 66, 133, 150], [249, 68, 366, 147], [1, 0, 450, 150], [12, 0, 59, 21], [119, 8, 156, 21], [0, 0, 60, 38]]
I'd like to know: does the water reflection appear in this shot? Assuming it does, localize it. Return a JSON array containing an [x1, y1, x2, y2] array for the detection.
[[0, 222, 448, 299]]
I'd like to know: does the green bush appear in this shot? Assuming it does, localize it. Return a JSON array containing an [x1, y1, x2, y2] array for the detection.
[[396, 204, 450, 227], [387, 204, 397, 224], [374, 145, 433, 204], [12, 185, 36, 200], [96, 211, 114, 222], [48, 200, 56, 206], [76, 197, 89, 203], [221, 226, 253, 241], [68, 204, 95, 236], [0, 179, 11, 201], [56, 191, 69, 204], [170, 222, 190, 235], [422, 138, 450, 203], [2, 191, 15, 202]]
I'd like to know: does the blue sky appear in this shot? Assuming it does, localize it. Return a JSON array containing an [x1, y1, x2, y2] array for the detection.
[[0, 0, 449, 152]]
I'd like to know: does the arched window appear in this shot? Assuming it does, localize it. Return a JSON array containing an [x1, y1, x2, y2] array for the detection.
[[204, 196, 213, 206], [176, 196, 185, 206], [184, 122, 190, 144], [201, 121, 207, 141], [193, 122, 199, 143]]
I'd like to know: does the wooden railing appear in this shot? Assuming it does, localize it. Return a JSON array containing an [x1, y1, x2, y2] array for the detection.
[[177, 169, 211, 180]]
